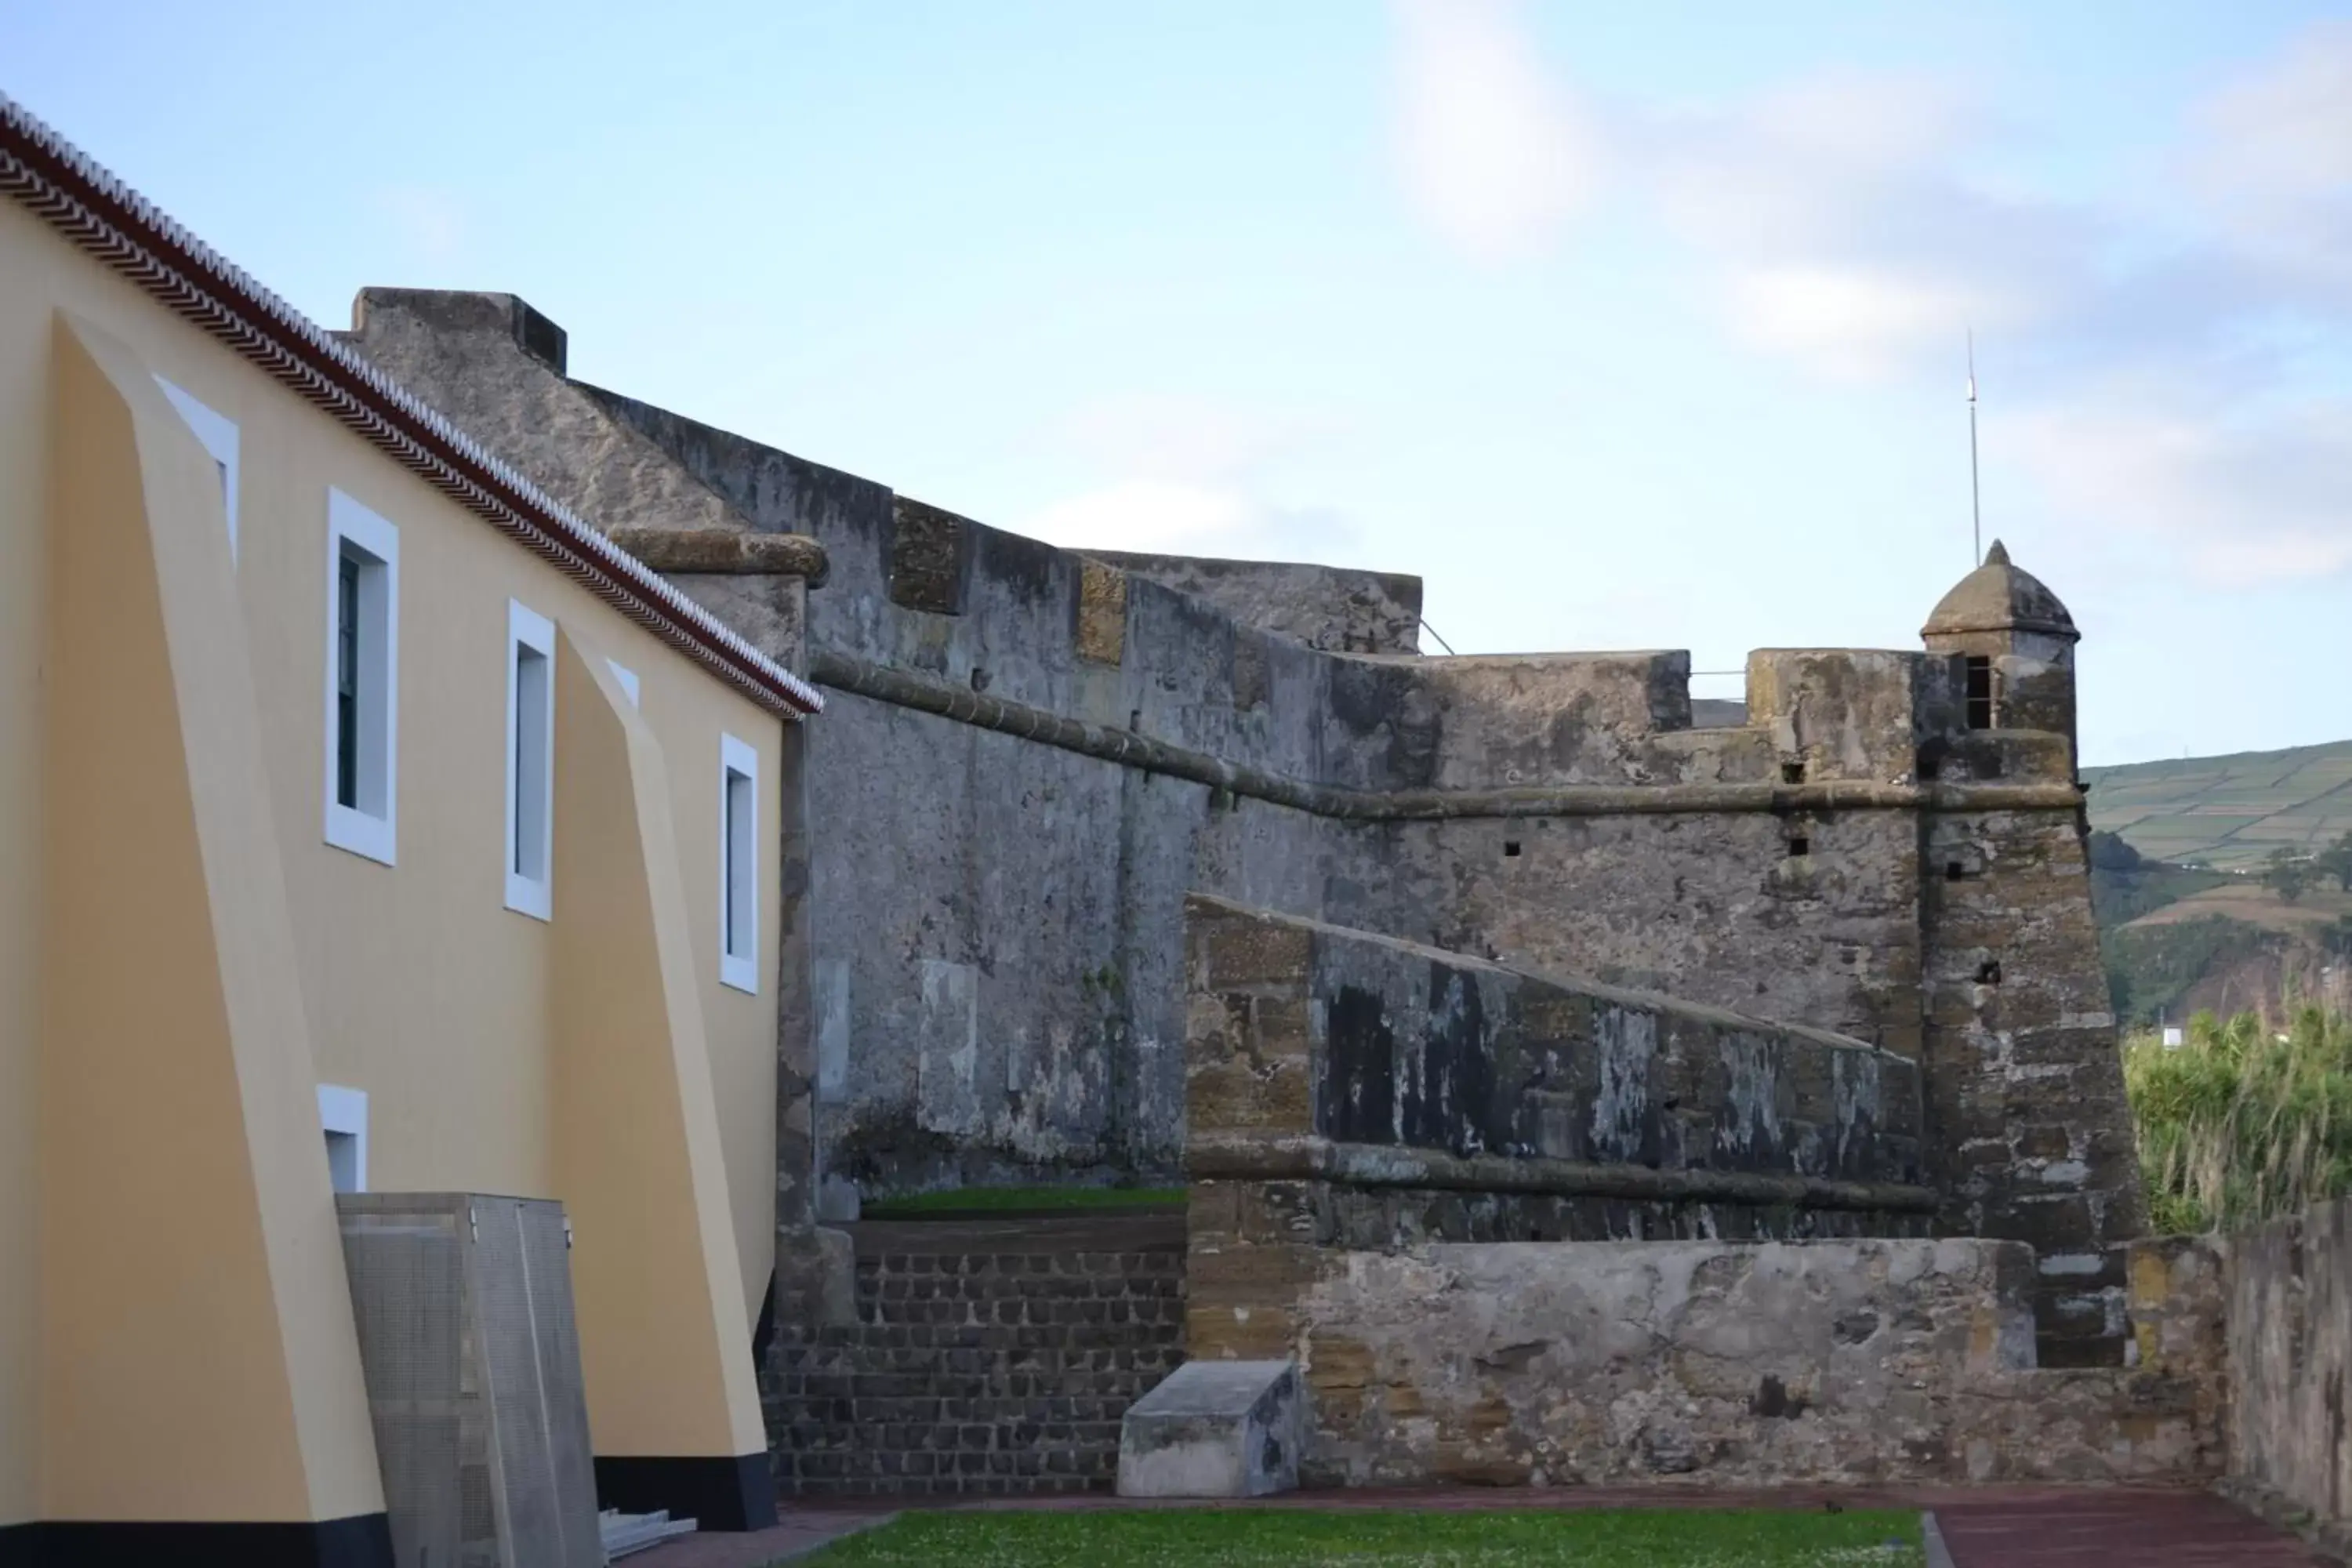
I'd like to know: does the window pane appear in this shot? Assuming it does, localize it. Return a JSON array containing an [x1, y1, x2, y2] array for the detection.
[[512, 644, 550, 882], [725, 768, 753, 956], [336, 554, 361, 808]]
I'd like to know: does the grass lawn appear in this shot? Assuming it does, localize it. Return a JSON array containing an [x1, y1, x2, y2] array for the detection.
[[858, 1185, 1188, 1218], [800, 1508, 1926, 1566]]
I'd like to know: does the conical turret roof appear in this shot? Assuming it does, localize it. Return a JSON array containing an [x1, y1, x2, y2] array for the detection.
[[1922, 540, 2078, 640]]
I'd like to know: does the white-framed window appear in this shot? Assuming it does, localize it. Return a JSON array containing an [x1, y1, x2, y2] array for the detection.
[[318, 1084, 368, 1195], [154, 376, 240, 559], [719, 733, 759, 994], [323, 490, 398, 866], [607, 659, 641, 708], [504, 600, 556, 921]]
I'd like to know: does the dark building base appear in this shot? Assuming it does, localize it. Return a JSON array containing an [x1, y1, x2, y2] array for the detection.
[[0, 1513, 393, 1567], [596, 1454, 777, 1532]]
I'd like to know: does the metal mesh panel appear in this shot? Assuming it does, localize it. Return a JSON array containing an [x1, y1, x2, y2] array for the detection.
[[339, 1203, 477, 1568], [340, 1194, 604, 1568], [517, 1201, 603, 1550], [474, 1200, 557, 1567]]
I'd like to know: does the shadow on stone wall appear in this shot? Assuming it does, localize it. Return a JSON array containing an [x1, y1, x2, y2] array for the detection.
[[2227, 1199, 2352, 1555]]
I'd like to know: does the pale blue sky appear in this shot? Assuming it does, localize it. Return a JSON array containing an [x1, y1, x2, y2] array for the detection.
[[8, 1, 2349, 763]]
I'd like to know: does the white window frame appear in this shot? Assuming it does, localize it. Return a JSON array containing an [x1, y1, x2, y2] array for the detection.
[[606, 659, 641, 708], [322, 489, 399, 866], [504, 600, 557, 921], [719, 733, 760, 994], [154, 376, 240, 559], [318, 1084, 368, 1195]]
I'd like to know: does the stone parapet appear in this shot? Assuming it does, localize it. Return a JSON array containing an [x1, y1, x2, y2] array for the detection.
[[1080, 551, 1422, 656], [1185, 894, 1926, 1193]]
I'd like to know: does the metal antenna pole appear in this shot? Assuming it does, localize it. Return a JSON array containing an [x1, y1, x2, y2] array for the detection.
[[1967, 329, 1982, 567]]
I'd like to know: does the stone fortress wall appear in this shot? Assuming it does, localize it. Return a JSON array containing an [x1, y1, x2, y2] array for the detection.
[[343, 289, 2144, 1374]]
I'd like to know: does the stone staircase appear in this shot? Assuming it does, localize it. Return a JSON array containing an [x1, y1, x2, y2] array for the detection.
[[767, 1214, 1186, 1497]]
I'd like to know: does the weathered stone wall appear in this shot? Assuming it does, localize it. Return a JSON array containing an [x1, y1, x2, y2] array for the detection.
[[2228, 1201, 2352, 1554], [343, 290, 1363, 1201], [1923, 806, 2147, 1363], [1185, 894, 1927, 1192], [343, 290, 2142, 1295], [1343, 810, 1928, 1058], [1081, 550, 1423, 655], [1207, 1234, 2225, 1490], [532, 380, 1460, 1200]]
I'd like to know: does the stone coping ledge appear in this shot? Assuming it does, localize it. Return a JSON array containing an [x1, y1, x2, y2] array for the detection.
[[1189, 892, 1905, 1061], [844, 1214, 1188, 1256], [607, 525, 830, 586], [808, 652, 2084, 823], [1188, 1133, 1940, 1214]]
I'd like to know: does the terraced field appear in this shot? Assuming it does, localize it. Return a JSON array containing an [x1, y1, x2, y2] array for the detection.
[[2085, 740, 2352, 871]]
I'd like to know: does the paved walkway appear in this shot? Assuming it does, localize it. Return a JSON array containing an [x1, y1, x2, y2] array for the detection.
[[1929, 1487, 2323, 1566], [627, 1486, 2325, 1566], [622, 1508, 894, 1567]]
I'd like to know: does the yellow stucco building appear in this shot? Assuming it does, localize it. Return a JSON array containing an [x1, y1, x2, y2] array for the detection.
[[0, 93, 822, 1565]]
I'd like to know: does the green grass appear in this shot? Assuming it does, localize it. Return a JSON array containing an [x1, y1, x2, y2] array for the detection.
[[800, 1508, 1926, 1566], [859, 1185, 1188, 1218], [2101, 914, 2278, 1027]]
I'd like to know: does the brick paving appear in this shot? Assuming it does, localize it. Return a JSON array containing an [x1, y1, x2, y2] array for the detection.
[[1928, 1487, 2325, 1566]]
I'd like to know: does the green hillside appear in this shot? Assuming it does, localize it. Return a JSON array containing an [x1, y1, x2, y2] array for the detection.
[[2085, 739, 2352, 872]]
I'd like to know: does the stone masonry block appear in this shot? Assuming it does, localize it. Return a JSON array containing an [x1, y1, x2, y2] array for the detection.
[[887, 497, 973, 615], [1117, 1360, 1305, 1497], [1076, 557, 1128, 666], [1201, 920, 1314, 993]]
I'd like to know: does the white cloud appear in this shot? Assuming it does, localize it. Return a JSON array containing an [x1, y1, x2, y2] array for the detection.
[[1019, 479, 1355, 560], [1374, 13, 2352, 586], [1737, 70, 1976, 173], [1634, 70, 2069, 385], [1386, 17, 2063, 382], [1390, 0, 1602, 261], [2007, 394, 2352, 586], [2194, 24, 2352, 196], [1022, 479, 1250, 552], [1016, 394, 1360, 561], [2184, 21, 2352, 292], [1053, 393, 1334, 481], [1723, 264, 2012, 384]]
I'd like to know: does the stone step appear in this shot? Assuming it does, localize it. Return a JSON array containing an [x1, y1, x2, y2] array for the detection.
[[599, 1508, 698, 1559]]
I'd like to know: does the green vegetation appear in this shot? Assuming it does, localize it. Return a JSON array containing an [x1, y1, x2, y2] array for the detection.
[[2125, 1007, 2352, 1234], [2261, 834, 2352, 905], [2086, 830, 2226, 930], [2321, 833, 2352, 894], [803, 1508, 1926, 1566], [2085, 740, 2352, 873], [859, 1185, 1187, 1218], [2264, 847, 2315, 905], [2102, 915, 2277, 1028]]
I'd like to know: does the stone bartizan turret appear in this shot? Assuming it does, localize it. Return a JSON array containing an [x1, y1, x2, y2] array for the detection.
[[1921, 539, 2080, 760]]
